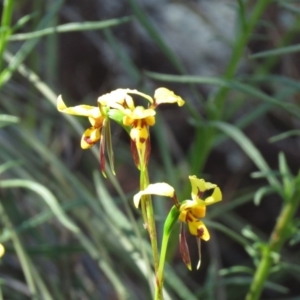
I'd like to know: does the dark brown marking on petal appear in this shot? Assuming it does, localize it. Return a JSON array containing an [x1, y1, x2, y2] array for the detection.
[[179, 224, 192, 270], [84, 136, 95, 145], [197, 187, 203, 199], [100, 140, 105, 173], [186, 214, 193, 222], [141, 120, 147, 127], [139, 137, 146, 144], [130, 139, 140, 168], [172, 193, 180, 208], [197, 227, 204, 238]]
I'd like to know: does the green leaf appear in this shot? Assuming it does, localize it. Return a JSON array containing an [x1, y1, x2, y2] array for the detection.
[[219, 266, 254, 276], [0, 160, 23, 175], [254, 186, 276, 206], [278, 152, 293, 201], [9, 17, 133, 41], [208, 121, 280, 188], [250, 43, 300, 59], [163, 205, 180, 237], [0, 114, 19, 128], [145, 71, 300, 118], [0, 179, 79, 233], [269, 130, 300, 143]]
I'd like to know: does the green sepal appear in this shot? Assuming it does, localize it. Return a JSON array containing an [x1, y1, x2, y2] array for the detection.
[[163, 205, 180, 238], [157, 205, 180, 287], [108, 109, 130, 134]]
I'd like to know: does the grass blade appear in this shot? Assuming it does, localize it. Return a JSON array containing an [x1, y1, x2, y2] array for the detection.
[[9, 17, 133, 41]]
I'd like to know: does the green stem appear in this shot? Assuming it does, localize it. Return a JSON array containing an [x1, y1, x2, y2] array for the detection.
[[155, 206, 179, 300], [0, 0, 15, 72], [245, 189, 300, 300], [155, 232, 169, 300], [140, 167, 159, 272]]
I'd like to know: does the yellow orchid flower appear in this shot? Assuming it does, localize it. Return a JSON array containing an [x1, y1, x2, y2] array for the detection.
[[98, 88, 185, 168], [178, 176, 222, 240], [57, 95, 104, 149], [57, 95, 113, 176], [133, 176, 222, 269], [0, 243, 4, 258]]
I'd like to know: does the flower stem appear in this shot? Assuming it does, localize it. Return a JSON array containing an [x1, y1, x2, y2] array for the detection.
[[140, 167, 160, 291], [155, 206, 179, 300], [245, 186, 300, 300], [155, 231, 169, 300]]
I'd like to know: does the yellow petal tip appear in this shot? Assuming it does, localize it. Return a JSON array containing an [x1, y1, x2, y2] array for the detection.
[[57, 95, 67, 111], [0, 244, 5, 258]]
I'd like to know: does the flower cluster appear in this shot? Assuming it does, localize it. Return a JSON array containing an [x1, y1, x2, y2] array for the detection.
[[57, 88, 184, 174], [57, 87, 222, 272], [133, 176, 222, 269]]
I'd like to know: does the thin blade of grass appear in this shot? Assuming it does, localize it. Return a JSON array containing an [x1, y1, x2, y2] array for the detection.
[[269, 130, 300, 143], [145, 71, 300, 118], [250, 43, 300, 59], [0, 114, 19, 128], [9, 16, 133, 41], [208, 121, 280, 188], [0, 179, 79, 232]]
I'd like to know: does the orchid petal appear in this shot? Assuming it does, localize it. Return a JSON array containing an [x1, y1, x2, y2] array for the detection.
[[97, 89, 127, 108], [133, 183, 175, 208], [189, 175, 216, 192], [205, 187, 222, 205], [179, 224, 192, 270], [57, 95, 100, 119], [154, 88, 185, 106], [80, 127, 100, 149], [125, 89, 154, 104], [178, 209, 188, 223], [123, 107, 156, 120], [130, 125, 149, 150], [187, 219, 210, 241], [0, 244, 4, 258], [179, 200, 196, 211]]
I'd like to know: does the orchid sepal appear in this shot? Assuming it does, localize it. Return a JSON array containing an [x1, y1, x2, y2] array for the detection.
[[133, 182, 175, 208]]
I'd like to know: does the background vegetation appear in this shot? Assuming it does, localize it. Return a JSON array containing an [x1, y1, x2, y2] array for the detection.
[[1, 0, 300, 299]]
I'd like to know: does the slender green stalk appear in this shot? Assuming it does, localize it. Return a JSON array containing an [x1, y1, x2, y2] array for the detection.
[[0, 0, 15, 72], [155, 206, 179, 300], [140, 165, 161, 298], [8, 17, 132, 41], [140, 167, 159, 272], [155, 231, 169, 300], [245, 183, 300, 300]]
